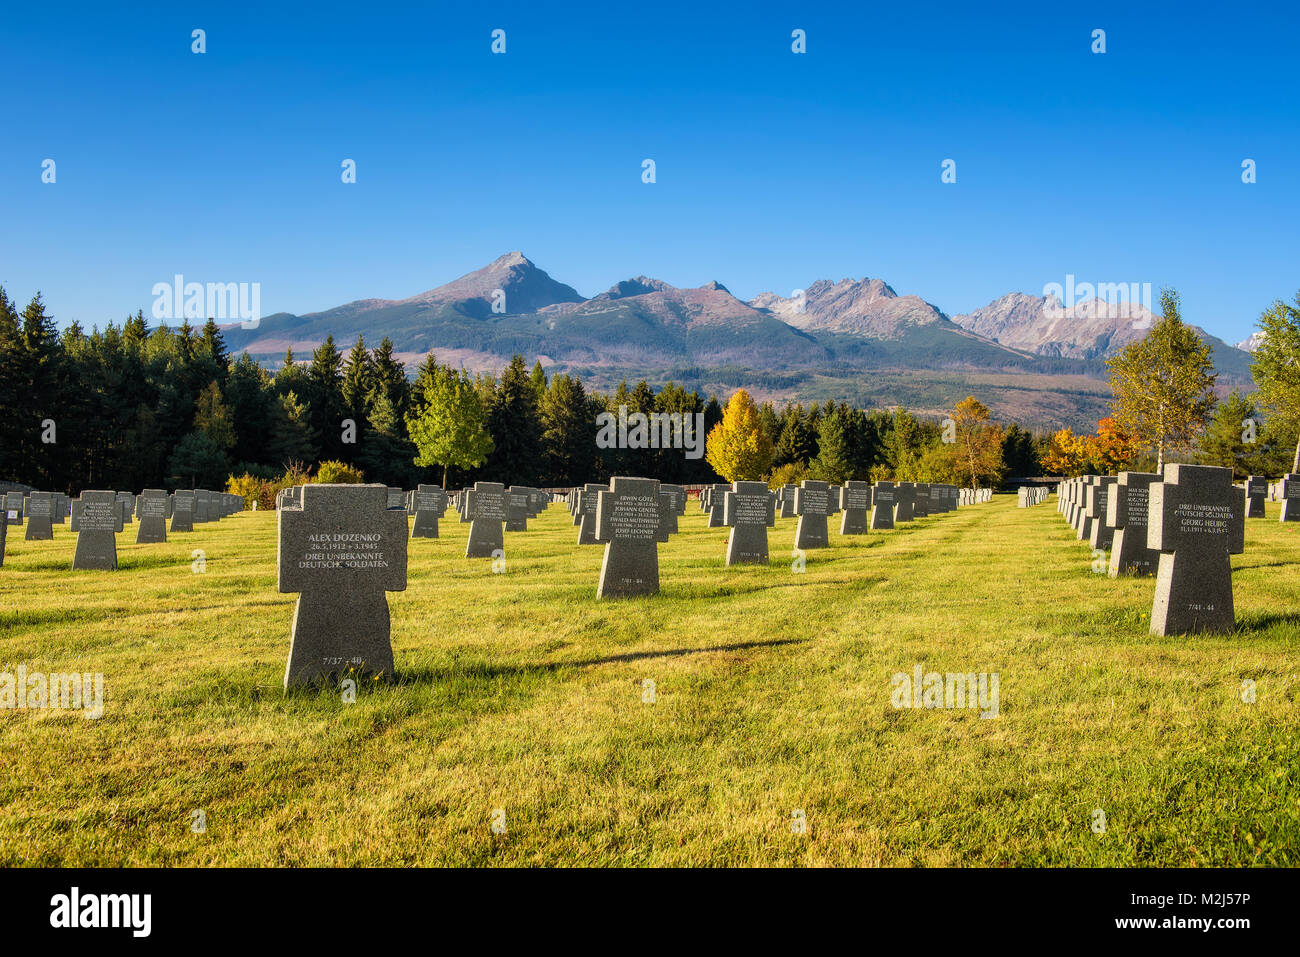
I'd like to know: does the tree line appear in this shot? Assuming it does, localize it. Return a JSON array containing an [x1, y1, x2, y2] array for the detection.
[[0, 285, 1046, 495]]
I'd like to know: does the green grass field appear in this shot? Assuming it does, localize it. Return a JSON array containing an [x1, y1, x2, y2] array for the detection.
[[1, 495, 1297, 866]]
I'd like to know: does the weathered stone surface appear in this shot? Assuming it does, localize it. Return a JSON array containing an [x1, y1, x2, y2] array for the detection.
[[24, 492, 54, 541], [411, 485, 445, 539], [1148, 464, 1245, 636], [595, 476, 661, 597], [794, 480, 830, 549], [278, 484, 408, 688], [840, 481, 871, 535], [136, 489, 169, 544], [465, 482, 507, 558], [72, 490, 123, 570], [1107, 471, 1161, 577], [724, 481, 775, 564]]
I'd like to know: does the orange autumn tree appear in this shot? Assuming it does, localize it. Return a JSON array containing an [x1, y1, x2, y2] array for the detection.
[[1088, 417, 1139, 473]]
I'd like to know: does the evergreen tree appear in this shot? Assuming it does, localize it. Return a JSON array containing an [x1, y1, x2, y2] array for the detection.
[[483, 354, 544, 485], [1197, 390, 1259, 477], [540, 373, 597, 486]]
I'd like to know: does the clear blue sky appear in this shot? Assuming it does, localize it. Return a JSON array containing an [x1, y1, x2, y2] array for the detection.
[[2, 0, 1296, 345]]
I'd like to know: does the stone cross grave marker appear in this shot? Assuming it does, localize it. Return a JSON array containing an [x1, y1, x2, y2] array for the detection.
[[72, 490, 123, 570], [25, 492, 54, 541], [655, 486, 676, 540], [840, 481, 871, 535], [779, 484, 797, 519], [894, 483, 916, 522], [706, 484, 728, 528], [278, 484, 408, 688], [595, 476, 662, 597], [171, 491, 195, 532], [1087, 476, 1116, 551], [1245, 476, 1267, 518], [1280, 474, 1300, 522], [465, 482, 507, 558], [578, 483, 607, 545], [794, 480, 831, 549], [411, 485, 445, 539], [724, 480, 775, 564], [506, 488, 530, 532], [870, 481, 896, 530], [5, 492, 23, 526], [136, 489, 169, 544], [1148, 464, 1245, 635], [912, 483, 930, 518], [1107, 471, 1161, 577]]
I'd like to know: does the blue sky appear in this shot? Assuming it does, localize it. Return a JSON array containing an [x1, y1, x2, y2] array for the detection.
[[2, 0, 1296, 344]]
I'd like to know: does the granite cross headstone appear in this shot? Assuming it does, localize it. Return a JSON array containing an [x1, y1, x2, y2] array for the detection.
[[1148, 464, 1245, 635], [278, 484, 408, 688], [72, 490, 123, 570], [595, 476, 662, 597]]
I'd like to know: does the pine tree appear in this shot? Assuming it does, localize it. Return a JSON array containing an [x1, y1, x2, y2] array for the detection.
[[540, 373, 597, 485], [809, 406, 854, 484], [306, 335, 344, 463], [1197, 390, 1259, 477], [483, 354, 544, 485]]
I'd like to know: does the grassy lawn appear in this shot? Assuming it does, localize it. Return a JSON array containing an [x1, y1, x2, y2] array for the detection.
[[0, 494, 1296, 866]]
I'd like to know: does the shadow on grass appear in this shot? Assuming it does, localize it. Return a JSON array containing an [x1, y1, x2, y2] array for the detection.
[[394, 636, 810, 684], [1234, 609, 1300, 633]]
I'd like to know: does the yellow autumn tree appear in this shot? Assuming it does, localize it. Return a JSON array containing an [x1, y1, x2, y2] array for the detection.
[[705, 388, 775, 481], [1042, 428, 1089, 475], [946, 396, 1006, 488]]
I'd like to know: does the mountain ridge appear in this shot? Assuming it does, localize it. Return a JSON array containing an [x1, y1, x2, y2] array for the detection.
[[218, 252, 1255, 432]]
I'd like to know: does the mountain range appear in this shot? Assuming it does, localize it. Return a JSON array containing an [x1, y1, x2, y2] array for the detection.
[[220, 252, 1254, 432]]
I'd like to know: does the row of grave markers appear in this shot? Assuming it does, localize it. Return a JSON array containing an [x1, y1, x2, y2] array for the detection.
[[0, 489, 241, 569], [1056, 465, 1248, 636], [1017, 486, 1050, 507], [273, 477, 991, 688]]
